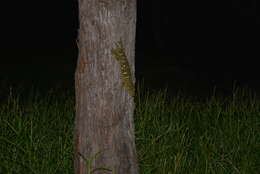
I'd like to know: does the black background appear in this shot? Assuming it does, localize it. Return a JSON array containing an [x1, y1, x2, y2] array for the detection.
[[0, 0, 259, 98]]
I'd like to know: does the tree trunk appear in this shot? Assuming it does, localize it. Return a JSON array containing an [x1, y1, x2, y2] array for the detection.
[[74, 0, 138, 174]]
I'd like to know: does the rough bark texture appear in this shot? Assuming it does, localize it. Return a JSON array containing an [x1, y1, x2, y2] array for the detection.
[[74, 0, 138, 174]]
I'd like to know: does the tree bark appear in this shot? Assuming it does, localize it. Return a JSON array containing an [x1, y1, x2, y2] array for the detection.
[[74, 0, 138, 174]]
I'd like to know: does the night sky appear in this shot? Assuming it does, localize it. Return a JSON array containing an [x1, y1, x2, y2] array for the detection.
[[0, 0, 259, 98]]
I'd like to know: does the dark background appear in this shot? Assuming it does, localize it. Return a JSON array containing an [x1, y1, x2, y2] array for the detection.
[[0, 0, 259, 98]]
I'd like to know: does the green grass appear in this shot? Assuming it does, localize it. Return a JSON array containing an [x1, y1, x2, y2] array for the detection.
[[0, 87, 259, 174]]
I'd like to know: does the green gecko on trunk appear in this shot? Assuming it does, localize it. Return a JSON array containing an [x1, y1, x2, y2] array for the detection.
[[111, 40, 135, 97]]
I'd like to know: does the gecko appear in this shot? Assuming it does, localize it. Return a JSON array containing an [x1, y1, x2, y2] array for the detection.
[[111, 40, 135, 97]]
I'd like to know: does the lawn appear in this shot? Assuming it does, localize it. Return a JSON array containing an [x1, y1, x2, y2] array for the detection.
[[0, 86, 259, 174]]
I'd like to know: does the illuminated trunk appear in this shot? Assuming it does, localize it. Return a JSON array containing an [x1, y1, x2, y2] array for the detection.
[[74, 0, 138, 174]]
